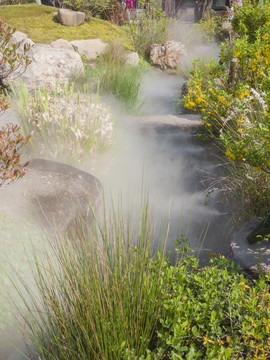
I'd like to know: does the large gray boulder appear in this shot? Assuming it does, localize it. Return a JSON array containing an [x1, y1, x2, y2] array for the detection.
[[70, 39, 108, 59], [20, 43, 84, 89], [150, 40, 187, 69], [0, 159, 103, 231], [57, 8, 85, 26], [230, 218, 270, 273]]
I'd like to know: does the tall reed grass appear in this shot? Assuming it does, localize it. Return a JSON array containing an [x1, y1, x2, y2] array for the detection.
[[71, 41, 143, 114], [14, 197, 171, 359]]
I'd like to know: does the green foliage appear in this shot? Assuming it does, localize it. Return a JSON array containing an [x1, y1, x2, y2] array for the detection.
[[155, 254, 270, 359], [231, 2, 270, 43], [74, 41, 143, 114], [15, 198, 170, 360], [126, 0, 169, 57], [14, 201, 270, 359], [13, 82, 113, 163], [0, 17, 31, 186], [199, 10, 224, 42], [0, 0, 35, 4], [183, 2, 270, 219], [0, 17, 32, 87]]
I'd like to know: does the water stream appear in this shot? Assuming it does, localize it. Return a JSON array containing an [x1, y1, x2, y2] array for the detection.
[[0, 69, 230, 360]]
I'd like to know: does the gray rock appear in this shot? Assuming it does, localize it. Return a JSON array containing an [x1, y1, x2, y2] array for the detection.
[[50, 38, 75, 51], [70, 39, 108, 59], [0, 159, 103, 231], [230, 218, 270, 273], [124, 51, 139, 66], [134, 114, 203, 133], [57, 8, 85, 26], [12, 31, 28, 43], [19, 43, 84, 89], [11, 31, 35, 50], [150, 40, 187, 69]]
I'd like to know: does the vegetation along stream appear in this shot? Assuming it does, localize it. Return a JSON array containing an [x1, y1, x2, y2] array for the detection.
[[1, 2, 270, 359]]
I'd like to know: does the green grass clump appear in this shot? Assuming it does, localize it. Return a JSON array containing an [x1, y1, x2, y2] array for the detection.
[[70, 41, 143, 114], [14, 197, 270, 360], [0, 4, 131, 46], [15, 198, 170, 360]]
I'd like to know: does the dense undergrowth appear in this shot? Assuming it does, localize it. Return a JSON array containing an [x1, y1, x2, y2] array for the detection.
[[1, 2, 270, 359], [14, 200, 270, 360], [183, 2, 270, 226]]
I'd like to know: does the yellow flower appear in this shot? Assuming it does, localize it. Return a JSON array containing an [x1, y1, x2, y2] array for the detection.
[[226, 148, 236, 161]]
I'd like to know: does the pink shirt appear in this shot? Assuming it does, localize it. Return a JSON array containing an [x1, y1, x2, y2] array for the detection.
[[126, 0, 133, 8]]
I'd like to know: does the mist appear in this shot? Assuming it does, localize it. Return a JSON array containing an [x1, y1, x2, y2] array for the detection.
[[0, 23, 227, 360]]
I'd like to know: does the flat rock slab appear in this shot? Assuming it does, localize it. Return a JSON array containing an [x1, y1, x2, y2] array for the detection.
[[70, 39, 108, 59], [135, 114, 203, 133], [0, 159, 103, 231], [230, 218, 270, 273]]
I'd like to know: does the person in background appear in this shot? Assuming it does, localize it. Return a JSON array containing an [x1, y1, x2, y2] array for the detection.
[[125, 0, 134, 21]]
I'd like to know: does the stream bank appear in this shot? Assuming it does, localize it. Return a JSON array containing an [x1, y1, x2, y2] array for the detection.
[[0, 69, 231, 360]]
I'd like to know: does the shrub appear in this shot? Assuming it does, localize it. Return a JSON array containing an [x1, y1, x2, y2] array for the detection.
[[0, 17, 31, 187], [231, 2, 270, 43], [13, 82, 113, 163], [199, 10, 224, 42], [182, 2, 270, 219], [0, 16, 32, 90], [0, 0, 35, 5], [14, 202, 270, 359], [155, 254, 270, 359], [126, 0, 169, 57], [15, 198, 170, 360], [63, 0, 110, 18]]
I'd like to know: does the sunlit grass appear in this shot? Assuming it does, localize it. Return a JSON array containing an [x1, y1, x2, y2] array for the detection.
[[1, 4, 131, 46]]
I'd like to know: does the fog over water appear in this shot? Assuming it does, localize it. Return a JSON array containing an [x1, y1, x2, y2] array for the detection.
[[0, 34, 227, 360]]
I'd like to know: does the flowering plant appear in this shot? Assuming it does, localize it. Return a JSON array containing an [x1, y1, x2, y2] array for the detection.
[[14, 83, 113, 163], [183, 2, 270, 220]]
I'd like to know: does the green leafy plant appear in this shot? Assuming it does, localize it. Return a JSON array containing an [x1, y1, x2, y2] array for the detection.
[[0, 0, 35, 5], [0, 16, 32, 91], [155, 254, 270, 359], [182, 2, 270, 220], [199, 10, 224, 42], [126, 0, 169, 57], [231, 2, 270, 43], [0, 17, 31, 187], [63, 0, 110, 18], [13, 82, 113, 163]]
